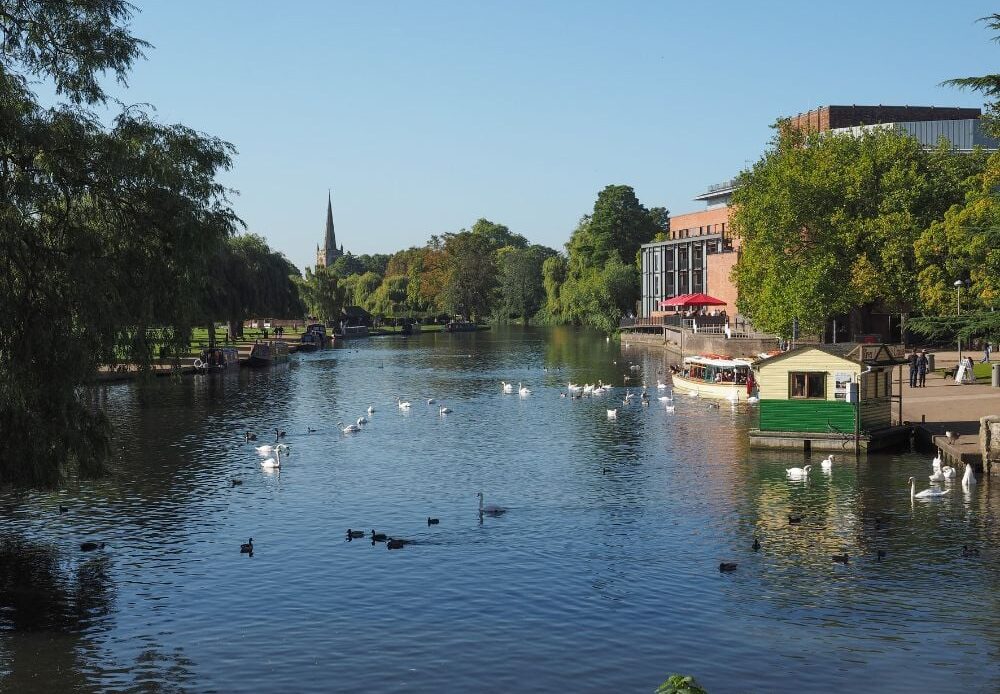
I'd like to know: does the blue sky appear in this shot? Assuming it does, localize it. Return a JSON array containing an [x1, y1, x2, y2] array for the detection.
[[107, 1, 998, 271]]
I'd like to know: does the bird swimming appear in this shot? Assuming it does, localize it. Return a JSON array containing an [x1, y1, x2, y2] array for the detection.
[[752, 537, 761, 551], [439, 405, 452, 415], [240, 537, 254, 554], [831, 553, 849, 564], [346, 529, 365, 539], [909, 476, 949, 499], [719, 562, 738, 572], [477, 491, 506, 516], [786, 465, 812, 479], [80, 541, 105, 552], [427, 517, 440, 525], [371, 530, 387, 542], [820, 455, 834, 472]]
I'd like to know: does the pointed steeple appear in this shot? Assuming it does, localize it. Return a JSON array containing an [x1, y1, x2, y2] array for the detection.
[[324, 190, 336, 259]]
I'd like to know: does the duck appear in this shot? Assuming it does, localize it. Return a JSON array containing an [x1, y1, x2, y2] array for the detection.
[[518, 383, 531, 396], [386, 538, 408, 550], [367, 405, 376, 415], [260, 447, 283, 469], [371, 530, 387, 542], [427, 517, 440, 525], [59, 504, 68, 513], [831, 553, 849, 564], [240, 537, 253, 554], [245, 431, 258, 442], [397, 397, 411, 410], [962, 545, 980, 557], [719, 562, 738, 572], [752, 537, 761, 552], [820, 455, 834, 472], [80, 541, 105, 552], [230, 479, 243, 486], [910, 476, 950, 499], [346, 529, 365, 539], [477, 491, 506, 516], [788, 515, 803, 524], [439, 406, 452, 415], [607, 408, 618, 419], [275, 428, 286, 440], [338, 421, 361, 434], [785, 465, 812, 479], [962, 463, 977, 488]]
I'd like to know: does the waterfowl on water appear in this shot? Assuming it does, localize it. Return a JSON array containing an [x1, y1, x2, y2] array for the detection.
[[820, 455, 834, 472], [607, 409, 618, 419], [255, 443, 288, 455], [752, 537, 761, 552], [910, 476, 949, 499], [788, 515, 803, 524], [231, 479, 243, 486], [275, 429, 286, 440], [942, 466, 957, 479], [240, 538, 253, 554], [786, 465, 812, 479], [261, 448, 282, 469], [962, 463, 977, 488], [245, 431, 257, 442], [338, 421, 361, 434], [59, 504, 68, 513], [357, 415, 368, 426], [397, 397, 411, 410], [371, 530, 387, 542], [502, 381, 515, 393], [719, 562, 738, 572], [80, 541, 105, 552], [439, 405, 452, 415], [387, 538, 407, 550], [831, 554, 849, 564], [518, 383, 531, 396], [346, 529, 365, 539], [426, 398, 436, 405], [962, 545, 980, 557], [477, 492, 506, 517], [367, 405, 376, 415], [427, 517, 440, 525]]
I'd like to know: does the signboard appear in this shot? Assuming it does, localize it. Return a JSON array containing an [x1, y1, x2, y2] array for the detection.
[[860, 345, 883, 362], [834, 372, 853, 400]]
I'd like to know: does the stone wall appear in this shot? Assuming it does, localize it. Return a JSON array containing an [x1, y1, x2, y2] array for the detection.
[[981, 415, 1000, 476], [621, 329, 779, 360]]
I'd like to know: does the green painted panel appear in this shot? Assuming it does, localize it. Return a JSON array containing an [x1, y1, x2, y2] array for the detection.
[[759, 399, 856, 433]]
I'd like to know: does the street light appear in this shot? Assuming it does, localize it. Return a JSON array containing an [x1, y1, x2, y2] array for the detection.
[[954, 279, 970, 361]]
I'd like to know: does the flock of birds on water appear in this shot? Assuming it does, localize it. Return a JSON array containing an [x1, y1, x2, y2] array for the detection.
[[68, 357, 986, 568]]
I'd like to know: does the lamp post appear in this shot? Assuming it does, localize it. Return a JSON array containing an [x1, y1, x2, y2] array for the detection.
[[954, 279, 969, 362]]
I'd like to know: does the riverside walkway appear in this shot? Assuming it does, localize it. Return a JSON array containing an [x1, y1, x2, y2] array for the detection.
[[901, 350, 1000, 471]]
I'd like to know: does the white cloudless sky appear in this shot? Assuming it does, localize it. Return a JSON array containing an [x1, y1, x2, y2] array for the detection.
[[103, 1, 999, 271]]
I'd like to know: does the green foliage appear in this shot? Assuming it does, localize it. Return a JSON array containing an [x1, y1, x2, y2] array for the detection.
[[567, 185, 659, 273], [369, 274, 410, 316], [541, 254, 569, 322], [906, 312, 1000, 343], [330, 252, 390, 278], [494, 245, 557, 323], [296, 265, 346, 324], [0, 0, 241, 486], [560, 253, 639, 333], [730, 126, 983, 337], [941, 14, 1000, 121], [655, 674, 708, 694], [439, 231, 498, 320]]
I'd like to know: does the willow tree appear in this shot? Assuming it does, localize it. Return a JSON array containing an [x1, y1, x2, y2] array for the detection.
[[0, 2, 240, 486]]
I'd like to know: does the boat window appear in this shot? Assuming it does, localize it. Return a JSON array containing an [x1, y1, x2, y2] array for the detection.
[[789, 372, 826, 399]]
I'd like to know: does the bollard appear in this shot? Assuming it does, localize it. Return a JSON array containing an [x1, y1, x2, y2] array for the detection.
[[927, 353, 935, 372], [993, 362, 1000, 388]]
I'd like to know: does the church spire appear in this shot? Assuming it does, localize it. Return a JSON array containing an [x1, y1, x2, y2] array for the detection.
[[324, 190, 336, 258]]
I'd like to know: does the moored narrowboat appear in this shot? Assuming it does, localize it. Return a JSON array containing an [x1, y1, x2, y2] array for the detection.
[[244, 340, 290, 368]]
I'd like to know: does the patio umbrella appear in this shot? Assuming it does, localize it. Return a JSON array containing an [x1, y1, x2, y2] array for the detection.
[[659, 293, 726, 308]]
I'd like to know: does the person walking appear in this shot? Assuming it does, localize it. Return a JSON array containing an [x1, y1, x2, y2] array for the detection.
[[981, 342, 992, 363], [908, 350, 918, 388], [916, 350, 929, 388]]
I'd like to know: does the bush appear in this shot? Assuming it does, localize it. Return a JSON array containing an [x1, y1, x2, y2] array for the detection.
[[655, 674, 708, 694]]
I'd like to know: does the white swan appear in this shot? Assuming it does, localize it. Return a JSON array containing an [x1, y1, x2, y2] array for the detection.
[[929, 469, 945, 483], [518, 383, 531, 396], [910, 476, 949, 499], [820, 455, 834, 472], [932, 451, 943, 473], [357, 415, 368, 426], [255, 443, 289, 455], [942, 466, 957, 479], [477, 491, 506, 516], [962, 463, 977, 488], [439, 405, 452, 415], [338, 421, 361, 434], [367, 405, 376, 415], [567, 382, 582, 393], [261, 448, 282, 469], [664, 404, 675, 413], [657, 381, 667, 390], [426, 398, 436, 405], [501, 381, 514, 393], [607, 408, 618, 419], [396, 397, 411, 410], [786, 465, 812, 479]]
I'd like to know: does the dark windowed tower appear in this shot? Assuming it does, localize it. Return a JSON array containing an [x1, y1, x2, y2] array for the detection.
[[315, 191, 344, 267]]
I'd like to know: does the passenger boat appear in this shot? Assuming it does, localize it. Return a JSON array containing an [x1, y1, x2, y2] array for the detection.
[[670, 354, 757, 401], [244, 340, 290, 368]]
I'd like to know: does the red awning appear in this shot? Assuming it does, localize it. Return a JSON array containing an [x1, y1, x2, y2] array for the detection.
[[659, 293, 727, 308]]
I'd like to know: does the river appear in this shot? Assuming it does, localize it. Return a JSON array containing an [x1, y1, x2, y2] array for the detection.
[[1, 326, 998, 693]]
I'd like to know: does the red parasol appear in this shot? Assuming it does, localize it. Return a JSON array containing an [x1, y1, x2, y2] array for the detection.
[[659, 293, 727, 308]]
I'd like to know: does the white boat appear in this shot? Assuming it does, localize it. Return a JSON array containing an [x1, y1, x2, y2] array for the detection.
[[670, 354, 757, 401]]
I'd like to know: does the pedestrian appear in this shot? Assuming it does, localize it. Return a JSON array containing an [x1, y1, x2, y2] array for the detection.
[[964, 356, 977, 384], [908, 350, 918, 388], [916, 350, 929, 388], [982, 342, 992, 363]]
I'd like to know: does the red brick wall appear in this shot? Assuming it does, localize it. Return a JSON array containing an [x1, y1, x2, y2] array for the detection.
[[706, 245, 739, 322], [668, 206, 730, 239], [786, 105, 981, 134]]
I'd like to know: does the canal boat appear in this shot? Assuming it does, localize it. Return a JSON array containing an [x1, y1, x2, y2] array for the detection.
[[444, 320, 478, 332], [244, 340, 290, 368], [194, 346, 240, 372], [671, 354, 757, 401], [299, 323, 327, 351]]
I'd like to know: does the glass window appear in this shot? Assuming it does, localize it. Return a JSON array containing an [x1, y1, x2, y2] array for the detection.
[[789, 372, 826, 399]]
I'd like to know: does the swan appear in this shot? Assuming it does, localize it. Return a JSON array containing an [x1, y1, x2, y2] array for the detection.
[[261, 448, 283, 469], [567, 382, 581, 393], [255, 443, 288, 455], [396, 397, 411, 410], [929, 469, 945, 483], [240, 537, 253, 554], [607, 408, 618, 419], [664, 404, 675, 413], [439, 405, 452, 415], [518, 383, 531, 396], [427, 398, 436, 405], [747, 396, 759, 404], [820, 455, 834, 472], [367, 405, 376, 414], [962, 463, 977, 487], [357, 415, 368, 425], [910, 476, 950, 499], [932, 451, 943, 473], [501, 381, 514, 393], [658, 395, 672, 402], [477, 491, 506, 516], [786, 465, 812, 479], [942, 466, 957, 479], [657, 381, 667, 390], [337, 421, 361, 434]]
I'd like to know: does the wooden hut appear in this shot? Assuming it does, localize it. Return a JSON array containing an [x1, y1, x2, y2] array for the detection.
[[749, 343, 908, 452]]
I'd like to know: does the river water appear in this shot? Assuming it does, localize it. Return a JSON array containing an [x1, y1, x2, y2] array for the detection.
[[1, 326, 998, 693]]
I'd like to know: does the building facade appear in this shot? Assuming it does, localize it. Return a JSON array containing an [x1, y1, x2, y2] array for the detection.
[[639, 181, 737, 319], [315, 192, 344, 268]]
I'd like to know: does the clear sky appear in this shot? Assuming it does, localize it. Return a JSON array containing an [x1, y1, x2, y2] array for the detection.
[[106, 0, 998, 271]]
